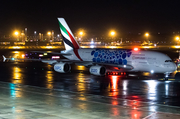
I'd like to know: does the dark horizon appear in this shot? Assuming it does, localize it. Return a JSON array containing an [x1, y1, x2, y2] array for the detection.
[[1, 1, 180, 36]]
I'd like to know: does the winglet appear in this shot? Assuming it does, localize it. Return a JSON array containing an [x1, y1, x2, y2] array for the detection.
[[2, 55, 6, 62]]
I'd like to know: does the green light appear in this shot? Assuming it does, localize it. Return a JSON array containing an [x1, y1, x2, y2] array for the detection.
[[11, 58, 15, 60]]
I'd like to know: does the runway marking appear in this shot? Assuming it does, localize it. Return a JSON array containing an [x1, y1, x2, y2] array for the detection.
[[143, 112, 156, 119]]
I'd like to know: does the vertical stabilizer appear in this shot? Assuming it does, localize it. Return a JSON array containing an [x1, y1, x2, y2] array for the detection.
[[58, 18, 80, 51]]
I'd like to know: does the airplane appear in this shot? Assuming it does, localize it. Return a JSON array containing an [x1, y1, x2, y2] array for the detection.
[[3, 18, 177, 80]]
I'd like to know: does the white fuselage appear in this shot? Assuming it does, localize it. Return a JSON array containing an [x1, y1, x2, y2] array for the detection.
[[63, 48, 177, 74]]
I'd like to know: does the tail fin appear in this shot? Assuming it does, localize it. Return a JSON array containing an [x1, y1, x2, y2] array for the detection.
[[2, 55, 6, 62], [58, 18, 80, 51]]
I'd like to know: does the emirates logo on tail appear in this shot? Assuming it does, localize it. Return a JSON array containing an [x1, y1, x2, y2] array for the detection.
[[58, 18, 80, 50]]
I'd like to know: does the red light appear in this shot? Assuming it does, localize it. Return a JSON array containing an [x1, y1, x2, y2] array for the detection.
[[132, 96, 138, 99], [134, 48, 138, 51], [112, 76, 118, 90]]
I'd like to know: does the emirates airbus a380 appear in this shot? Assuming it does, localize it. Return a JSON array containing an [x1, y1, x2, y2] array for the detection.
[[3, 18, 177, 80]]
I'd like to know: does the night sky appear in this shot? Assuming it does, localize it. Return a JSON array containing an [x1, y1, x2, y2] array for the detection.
[[1, 0, 180, 36]]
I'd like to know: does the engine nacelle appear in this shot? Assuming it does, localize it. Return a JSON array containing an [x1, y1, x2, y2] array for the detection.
[[89, 66, 106, 76], [54, 63, 71, 73]]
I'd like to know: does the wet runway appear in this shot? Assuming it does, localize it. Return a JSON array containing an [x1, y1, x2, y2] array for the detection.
[[0, 50, 180, 118]]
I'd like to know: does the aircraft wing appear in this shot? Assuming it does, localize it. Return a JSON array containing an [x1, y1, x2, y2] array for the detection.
[[2, 55, 43, 62], [2, 55, 93, 65], [2, 55, 133, 71]]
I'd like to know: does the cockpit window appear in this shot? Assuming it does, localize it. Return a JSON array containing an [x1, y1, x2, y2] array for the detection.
[[165, 60, 172, 62]]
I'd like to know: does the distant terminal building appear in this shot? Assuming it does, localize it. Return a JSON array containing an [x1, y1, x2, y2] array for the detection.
[[80, 42, 101, 46], [0, 42, 10, 45], [50, 42, 62, 46], [14, 42, 25, 45]]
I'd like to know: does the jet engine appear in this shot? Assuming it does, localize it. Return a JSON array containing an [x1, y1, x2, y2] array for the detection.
[[54, 63, 71, 73], [89, 66, 106, 76]]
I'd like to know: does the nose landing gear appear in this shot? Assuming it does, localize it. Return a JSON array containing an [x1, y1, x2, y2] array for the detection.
[[163, 73, 169, 81]]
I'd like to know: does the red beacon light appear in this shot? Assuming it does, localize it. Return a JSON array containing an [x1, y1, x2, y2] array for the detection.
[[133, 47, 139, 51]]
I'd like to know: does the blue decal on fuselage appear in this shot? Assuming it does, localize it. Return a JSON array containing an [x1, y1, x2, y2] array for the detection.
[[54, 66, 62, 71], [91, 49, 132, 65], [91, 68, 98, 73]]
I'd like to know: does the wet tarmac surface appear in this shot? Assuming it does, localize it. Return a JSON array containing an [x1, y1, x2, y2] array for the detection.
[[0, 50, 180, 118]]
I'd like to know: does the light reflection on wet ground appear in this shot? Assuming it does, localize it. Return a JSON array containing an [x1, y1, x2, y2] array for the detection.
[[0, 50, 180, 118]]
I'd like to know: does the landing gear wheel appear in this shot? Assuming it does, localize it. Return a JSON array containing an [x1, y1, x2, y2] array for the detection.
[[164, 73, 170, 81], [163, 77, 168, 81]]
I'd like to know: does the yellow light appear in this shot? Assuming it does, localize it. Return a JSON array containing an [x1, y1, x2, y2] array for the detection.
[[145, 33, 149, 37], [79, 31, 83, 36], [12, 51, 19, 54], [175, 36, 179, 40], [12, 46, 20, 49], [46, 46, 52, 49], [77, 66, 85, 70], [47, 32, 51, 35], [21, 54, 25, 58], [110, 31, 115, 36], [14, 31, 19, 36], [44, 53, 47, 55], [174, 46, 180, 48]]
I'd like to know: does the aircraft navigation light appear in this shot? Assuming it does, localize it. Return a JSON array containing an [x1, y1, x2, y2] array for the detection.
[[133, 47, 138, 51]]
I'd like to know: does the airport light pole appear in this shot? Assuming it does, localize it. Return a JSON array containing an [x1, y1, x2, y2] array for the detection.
[[175, 36, 179, 45], [14, 31, 19, 41], [109, 31, 116, 44], [79, 31, 83, 41], [34, 31, 37, 41], [145, 33, 149, 43], [47, 31, 51, 42]]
